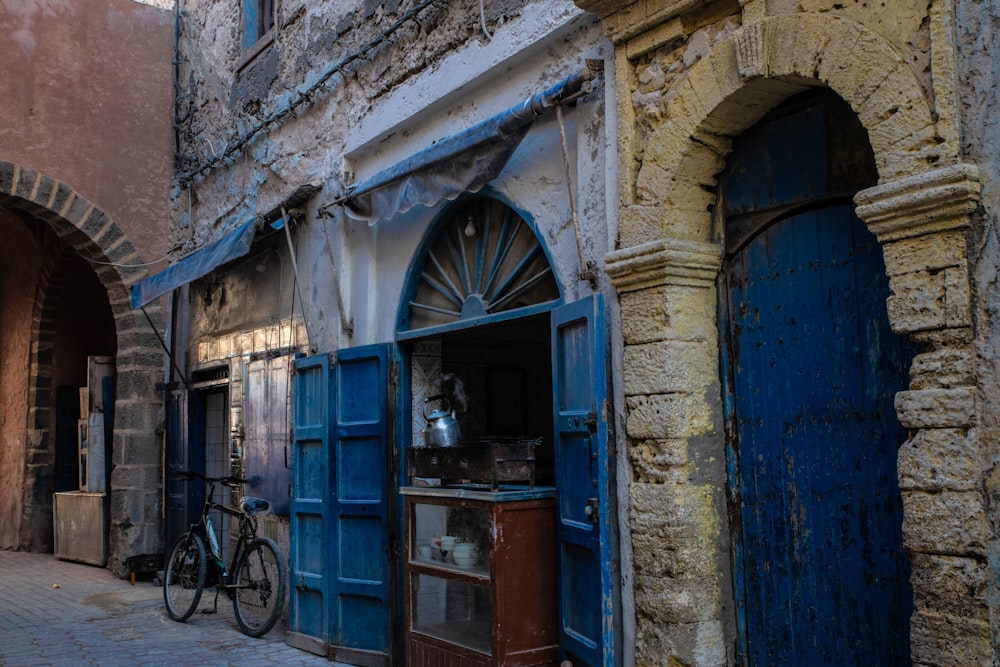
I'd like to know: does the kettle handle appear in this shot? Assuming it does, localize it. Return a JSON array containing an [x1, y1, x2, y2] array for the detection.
[[423, 394, 451, 419]]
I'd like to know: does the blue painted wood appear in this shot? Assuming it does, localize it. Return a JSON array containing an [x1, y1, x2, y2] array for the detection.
[[725, 206, 913, 666], [289, 354, 332, 643], [723, 103, 827, 216], [551, 295, 615, 667], [329, 344, 393, 660]]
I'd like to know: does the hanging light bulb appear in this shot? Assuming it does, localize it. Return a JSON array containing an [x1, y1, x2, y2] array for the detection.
[[464, 215, 477, 237]]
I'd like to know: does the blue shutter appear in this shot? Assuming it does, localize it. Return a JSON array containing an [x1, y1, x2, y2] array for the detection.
[[288, 354, 332, 653], [551, 295, 616, 666], [328, 344, 394, 665], [240, 0, 259, 52]]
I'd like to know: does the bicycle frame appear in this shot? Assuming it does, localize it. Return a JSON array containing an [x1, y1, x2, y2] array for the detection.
[[164, 469, 286, 636], [191, 478, 258, 590]]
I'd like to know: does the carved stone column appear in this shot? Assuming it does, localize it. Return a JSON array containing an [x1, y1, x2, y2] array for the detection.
[[606, 238, 732, 663], [855, 163, 992, 666]]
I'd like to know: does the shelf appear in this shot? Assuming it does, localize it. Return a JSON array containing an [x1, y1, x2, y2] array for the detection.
[[404, 489, 559, 666], [410, 556, 491, 580]]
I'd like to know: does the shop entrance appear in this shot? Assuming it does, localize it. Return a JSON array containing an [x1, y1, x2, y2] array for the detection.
[[396, 195, 615, 666], [287, 195, 615, 665]]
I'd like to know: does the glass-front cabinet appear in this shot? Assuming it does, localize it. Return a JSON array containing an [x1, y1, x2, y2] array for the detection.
[[402, 486, 559, 667]]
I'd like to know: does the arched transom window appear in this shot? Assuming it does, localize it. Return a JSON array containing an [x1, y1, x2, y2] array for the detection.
[[401, 196, 560, 333]]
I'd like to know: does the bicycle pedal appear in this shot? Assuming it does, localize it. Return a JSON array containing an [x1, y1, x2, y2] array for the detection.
[[200, 608, 217, 615]]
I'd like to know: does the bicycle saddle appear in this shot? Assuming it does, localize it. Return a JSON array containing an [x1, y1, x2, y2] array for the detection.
[[239, 496, 271, 517]]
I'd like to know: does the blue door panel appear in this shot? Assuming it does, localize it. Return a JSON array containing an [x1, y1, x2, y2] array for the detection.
[[551, 295, 614, 667], [724, 104, 827, 216], [337, 437, 386, 501], [726, 207, 912, 666], [289, 354, 332, 643], [329, 344, 393, 660]]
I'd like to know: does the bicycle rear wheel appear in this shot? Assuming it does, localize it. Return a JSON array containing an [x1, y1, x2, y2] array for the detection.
[[232, 536, 287, 637], [163, 532, 207, 621]]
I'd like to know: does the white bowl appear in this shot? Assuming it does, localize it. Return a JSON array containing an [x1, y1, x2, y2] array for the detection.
[[452, 543, 477, 557], [453, 555, 477, 568]]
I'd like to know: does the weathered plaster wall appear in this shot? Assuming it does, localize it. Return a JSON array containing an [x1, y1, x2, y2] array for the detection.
[[0, 212, 41, 548], [0, 0, 174, 261], [956, 0, 1000, 662], [172, 0, 608, 355]]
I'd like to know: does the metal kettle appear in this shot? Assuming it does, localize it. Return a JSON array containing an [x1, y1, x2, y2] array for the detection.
[[422, 395, 461, 447]]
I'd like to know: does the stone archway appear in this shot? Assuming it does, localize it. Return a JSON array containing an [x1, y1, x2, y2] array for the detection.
[[602, 10, 987, 666], [0, 162, 165, 576]]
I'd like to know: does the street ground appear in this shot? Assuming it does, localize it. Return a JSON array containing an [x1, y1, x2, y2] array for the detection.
[[0, 549, 345, 666]]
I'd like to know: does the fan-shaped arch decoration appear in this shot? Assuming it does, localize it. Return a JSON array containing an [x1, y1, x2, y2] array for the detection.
[[402, 197, 560, 332]]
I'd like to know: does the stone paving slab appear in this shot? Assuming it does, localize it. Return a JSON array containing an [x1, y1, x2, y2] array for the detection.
[[0, 549, 344, 666]]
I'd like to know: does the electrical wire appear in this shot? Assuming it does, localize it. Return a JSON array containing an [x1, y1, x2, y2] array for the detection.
[[479, 0, 492, 41], [85, 253, 173, 268], [176, 0, 441, 189]]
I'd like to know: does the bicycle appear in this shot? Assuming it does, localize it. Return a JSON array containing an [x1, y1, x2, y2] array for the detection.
[[162, 470, 288, 637]]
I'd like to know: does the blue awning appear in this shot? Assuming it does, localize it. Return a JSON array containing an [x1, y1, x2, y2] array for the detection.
[[130, 183, 321, 309], [131, 220, 258, 309], [339, 71, 591, 225]]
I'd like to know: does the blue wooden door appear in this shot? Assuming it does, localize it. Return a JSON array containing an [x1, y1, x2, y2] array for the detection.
[[163, 390, 190, 550], [288, 354, 332, 653], [723, 206, 912, 665], [551, 295, 615, 667], [329, 344, 394, 665]]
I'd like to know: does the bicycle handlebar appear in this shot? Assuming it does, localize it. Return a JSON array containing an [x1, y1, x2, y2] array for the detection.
[[172, 469, 247, 486]]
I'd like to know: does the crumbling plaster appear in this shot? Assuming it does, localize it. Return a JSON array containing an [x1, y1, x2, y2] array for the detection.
[[172, 0, 610, 355]]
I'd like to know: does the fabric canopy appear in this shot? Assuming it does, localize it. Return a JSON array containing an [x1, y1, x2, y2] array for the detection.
[[341, 71, 589, 225], [130, 183, 320, 309], [130, 220, 257, 309]]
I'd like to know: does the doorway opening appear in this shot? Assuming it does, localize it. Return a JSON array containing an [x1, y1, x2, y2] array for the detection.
[[408, 314, 555, 481], [397, 194, 615, 666]]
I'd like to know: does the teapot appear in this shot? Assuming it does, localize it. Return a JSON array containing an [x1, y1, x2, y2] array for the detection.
[[422, 395, 461, 447]]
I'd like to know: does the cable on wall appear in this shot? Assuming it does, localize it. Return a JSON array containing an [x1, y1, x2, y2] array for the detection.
[[175, 0, 441, 189]]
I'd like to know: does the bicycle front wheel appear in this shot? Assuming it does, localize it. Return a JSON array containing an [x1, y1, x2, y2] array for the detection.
[[163, 532, 206, 622], [232, 536, 287, 637]]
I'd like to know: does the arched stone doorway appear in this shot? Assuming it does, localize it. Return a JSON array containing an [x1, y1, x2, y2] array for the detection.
[[603, 11, 986, 665], [0, 162, 165, 576]]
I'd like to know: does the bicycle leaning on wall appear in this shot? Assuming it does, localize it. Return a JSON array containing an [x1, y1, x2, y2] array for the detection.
[[162, 470, 287, 637]]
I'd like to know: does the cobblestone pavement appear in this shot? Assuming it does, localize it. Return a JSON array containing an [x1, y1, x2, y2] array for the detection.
[[0, 549, 345, 666]]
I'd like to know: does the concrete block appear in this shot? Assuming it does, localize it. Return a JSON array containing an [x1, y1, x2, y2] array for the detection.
[[624, 340, 718, 395], [909, 553, 989, 620], [626, 392, 714, 439], [908, 346, 974, 390], [880, 231, 967, 277], [909, 609, 992, 667]]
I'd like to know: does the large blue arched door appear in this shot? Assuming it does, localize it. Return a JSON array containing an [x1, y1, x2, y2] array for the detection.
[[720, 92, 914, 666]]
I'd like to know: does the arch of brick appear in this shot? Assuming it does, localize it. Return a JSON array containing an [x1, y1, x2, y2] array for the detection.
[[605, 11, 989, 665], [0, 161, 166, 577]]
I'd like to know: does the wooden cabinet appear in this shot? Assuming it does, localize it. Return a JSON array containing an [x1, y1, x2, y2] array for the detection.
[[402, 486, 559, 667]]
